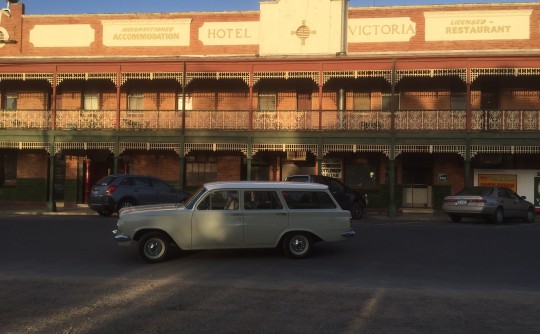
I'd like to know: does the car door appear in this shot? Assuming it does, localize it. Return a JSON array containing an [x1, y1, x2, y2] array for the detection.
[[243, 190, 288, 246], [130, 176, 154, 204], [506, 189, 529, 217], [191, 190, 243, 248], [500, 188, 529, 218]]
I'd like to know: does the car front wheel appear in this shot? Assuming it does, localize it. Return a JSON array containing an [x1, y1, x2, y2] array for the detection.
[[138, 232, 170, 263], [282, 232, 313, 259]]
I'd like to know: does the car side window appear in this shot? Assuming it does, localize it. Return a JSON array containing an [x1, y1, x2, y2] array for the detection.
[[282, 191, 336, 209], [152, 179, 172, 190], [197, 190, 239, 210], [131, 177, 150, 187], [498, 188, 510, 199], [244, 191, 283, 210]]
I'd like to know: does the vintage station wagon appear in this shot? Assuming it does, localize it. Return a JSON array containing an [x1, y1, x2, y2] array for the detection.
[[114, 181, 355, 263]]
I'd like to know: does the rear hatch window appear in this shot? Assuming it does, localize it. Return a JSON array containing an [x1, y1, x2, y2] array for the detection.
[[95, 176, 116, 186]]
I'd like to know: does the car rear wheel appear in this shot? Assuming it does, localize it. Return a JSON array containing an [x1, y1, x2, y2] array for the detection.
[[449, 215, 461, 223], [524, 207, 536, 223], [491, 207, 504, 225], [118, 199, 135, 210], [138, 232, 170, 263], [282, 232, 313, 259], [97, 209, 113, 217]]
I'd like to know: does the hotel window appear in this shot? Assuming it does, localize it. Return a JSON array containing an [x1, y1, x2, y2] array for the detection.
[[84, 92, 99, 110], [381, 93, 399, 111], [4, 92, 17, 110], [258, 92, 276, 111], [353, 92, 371, 111], [451, 92, 467, 110], [127, 91, 144, 111], [185, 152, 217, 187]]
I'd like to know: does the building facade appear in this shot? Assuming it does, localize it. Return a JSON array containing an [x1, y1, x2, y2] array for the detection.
[[1, 0, 540, 213]]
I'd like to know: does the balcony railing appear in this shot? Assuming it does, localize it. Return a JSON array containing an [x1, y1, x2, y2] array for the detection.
[[1, 109, 540, 131]]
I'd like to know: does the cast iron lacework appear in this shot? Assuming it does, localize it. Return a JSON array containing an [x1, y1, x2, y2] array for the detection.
[[184, 143, 248, 156], [251, 144, 317, 156], [56, 73, 117, 86], [395, 69, 467, 83], [0, 142, 50, 151], [121, 72, 183, 85], [470, 145, 540, 158], [322, 144, 392, 158], [322, 70, 393, 85], [394, 145, 466, 159], [184, 72, 250, 86], [119, 143, 182, 155], [0, 73, 54, 85], [54, 142, 115, 154], [471, 68, 540, 82], [252, 71, 320, 86]]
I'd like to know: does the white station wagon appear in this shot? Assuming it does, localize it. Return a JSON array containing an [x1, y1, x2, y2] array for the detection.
[[114, 181, 355, 263]]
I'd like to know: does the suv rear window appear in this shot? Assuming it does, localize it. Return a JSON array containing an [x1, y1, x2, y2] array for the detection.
[[96, 176, 116, 186]]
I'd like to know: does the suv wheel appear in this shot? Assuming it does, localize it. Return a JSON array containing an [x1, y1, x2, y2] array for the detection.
[[350, 202, 362, 219], [118, 199, 135, 210]]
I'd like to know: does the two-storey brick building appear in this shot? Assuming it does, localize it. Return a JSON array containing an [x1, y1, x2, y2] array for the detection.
[[1, 0, 540, 214]]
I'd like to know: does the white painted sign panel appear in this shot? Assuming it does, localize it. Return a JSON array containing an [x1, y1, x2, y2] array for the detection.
[[30, 25, 95, 47], [425, 10, 532, 41], [102, 19, 191, 47]]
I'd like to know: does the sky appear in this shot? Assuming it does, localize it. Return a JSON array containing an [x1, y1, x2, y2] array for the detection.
[[10, 0, 530, 15]]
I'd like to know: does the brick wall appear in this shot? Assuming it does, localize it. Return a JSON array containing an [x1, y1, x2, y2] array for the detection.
[[17, 151, 48, 178]]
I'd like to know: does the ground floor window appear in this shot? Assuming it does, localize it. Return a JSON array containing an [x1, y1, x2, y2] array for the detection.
[[186, 152, 217, 187], [0, 150, 17, 186]]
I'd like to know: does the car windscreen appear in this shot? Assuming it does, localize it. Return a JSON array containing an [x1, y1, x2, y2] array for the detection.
[[183, 186, 206, 209], [456, 187, 494, 196]]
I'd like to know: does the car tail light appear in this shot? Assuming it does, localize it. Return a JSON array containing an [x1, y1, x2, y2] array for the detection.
[[468, 199, 486, 206], [106, 185, 118, 195]]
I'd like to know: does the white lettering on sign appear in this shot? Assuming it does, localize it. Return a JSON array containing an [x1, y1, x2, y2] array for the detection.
[[425, 10, 532, 41]]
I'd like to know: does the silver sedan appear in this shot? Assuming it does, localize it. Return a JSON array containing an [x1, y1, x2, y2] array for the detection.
[[442, 186, 536, 224]]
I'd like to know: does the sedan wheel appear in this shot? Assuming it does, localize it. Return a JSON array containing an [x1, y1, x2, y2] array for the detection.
[[524, 207, 536, 223], [491, 207, 504, 225], [138, 232, 170, 263], [282, 233, 313, 259]]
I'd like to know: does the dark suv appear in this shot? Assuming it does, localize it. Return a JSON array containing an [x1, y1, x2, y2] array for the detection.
[[285, 175, 368, 219], [88, 174, 190, 216]]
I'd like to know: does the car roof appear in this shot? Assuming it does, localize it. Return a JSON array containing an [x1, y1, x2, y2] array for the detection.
[[204, 181, 328, 191]]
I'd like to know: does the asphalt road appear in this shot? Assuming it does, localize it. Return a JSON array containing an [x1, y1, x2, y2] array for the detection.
[[1, 214, 539, 333]]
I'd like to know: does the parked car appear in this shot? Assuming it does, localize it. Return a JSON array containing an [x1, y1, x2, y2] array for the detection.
[[113, 181, 355, 263], [88, 174, 190, 216], [285, 175, 368, 219], [442, 186, 536, 224]]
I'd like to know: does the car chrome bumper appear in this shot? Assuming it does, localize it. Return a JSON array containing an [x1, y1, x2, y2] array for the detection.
[[342, 229, 356, 238], [112, 229, 131, 243]]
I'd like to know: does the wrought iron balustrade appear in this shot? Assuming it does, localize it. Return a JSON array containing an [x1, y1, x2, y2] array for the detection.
[[321, 110, 391, 130], [2, 108, 540, 132], [471, 110, 540, 131], [394, 110, 467, 130], [56, 110, 116, 130], [184, 110, 249, 130], [0, 109, 50, 129], [120, 110, 182, 130]]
